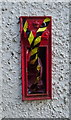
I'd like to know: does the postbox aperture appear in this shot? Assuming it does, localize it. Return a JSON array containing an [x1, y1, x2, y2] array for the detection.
[[20, 16, 52, 100]]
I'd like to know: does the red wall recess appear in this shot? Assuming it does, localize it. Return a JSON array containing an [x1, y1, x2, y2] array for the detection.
[[20, 16, 52, 101]]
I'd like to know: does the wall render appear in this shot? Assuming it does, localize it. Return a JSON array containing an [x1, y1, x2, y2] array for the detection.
[[1, 1, 69, 118]]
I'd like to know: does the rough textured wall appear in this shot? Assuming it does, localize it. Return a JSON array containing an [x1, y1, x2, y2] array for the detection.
[[1, 1, 69, 118], [69, 2, 71, 119], [0, 2, 2, 120]]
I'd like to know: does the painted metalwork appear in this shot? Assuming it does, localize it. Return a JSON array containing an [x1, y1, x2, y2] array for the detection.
[[20, 16, 52, 100]]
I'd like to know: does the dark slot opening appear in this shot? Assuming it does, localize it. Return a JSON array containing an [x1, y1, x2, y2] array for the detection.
[[38, 47, 46, 93], [27, 47, 46, 94]]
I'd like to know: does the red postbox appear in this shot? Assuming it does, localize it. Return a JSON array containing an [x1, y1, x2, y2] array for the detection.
[[20, 16, 52, 100]]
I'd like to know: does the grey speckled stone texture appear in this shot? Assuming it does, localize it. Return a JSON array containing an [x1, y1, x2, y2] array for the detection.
[[0, 1, 69, 119], [69, 1, 71, 120]]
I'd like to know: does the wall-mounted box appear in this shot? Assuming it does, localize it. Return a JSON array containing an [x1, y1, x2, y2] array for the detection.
[[20, 16, 52, 100]]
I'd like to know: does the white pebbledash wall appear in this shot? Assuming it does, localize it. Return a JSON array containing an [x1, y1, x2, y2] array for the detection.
[[0, 0, 69, 119]]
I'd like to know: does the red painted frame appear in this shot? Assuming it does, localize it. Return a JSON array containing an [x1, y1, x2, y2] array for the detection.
[[20, 16, 52, 101]]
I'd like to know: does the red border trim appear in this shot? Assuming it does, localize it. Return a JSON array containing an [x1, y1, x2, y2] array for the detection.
[[20, 16, 52, 101]]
